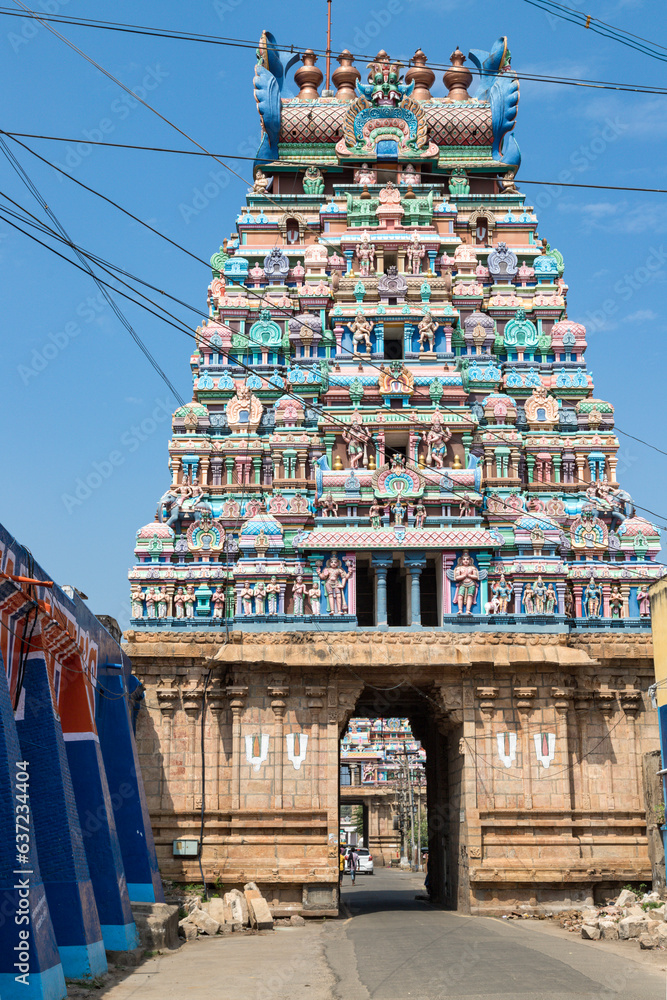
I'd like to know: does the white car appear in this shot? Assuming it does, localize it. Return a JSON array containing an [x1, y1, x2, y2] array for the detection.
[[345, 848, 374, 874]]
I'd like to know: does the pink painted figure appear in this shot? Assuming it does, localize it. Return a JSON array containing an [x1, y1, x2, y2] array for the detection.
[[155, 587, 168, 618], [453, 551, 479, 615], [174, 587, 186, 619], [523, 582, 534, 615], [349, 311, 373, 356], [418, 312, 437, 353], [239, 582, 254, 616], [212, 586, 226, 618], [637, 586, 651, 617], [407, 231, 426, 275], [422, 411, 451, 468], [343, 413, 372, 469], [369, 501, 382, 529], [318, 492, 339, 517], [355, 231, 375, 277], [316, 556, 352, 615], [292, 575, 307, 616]]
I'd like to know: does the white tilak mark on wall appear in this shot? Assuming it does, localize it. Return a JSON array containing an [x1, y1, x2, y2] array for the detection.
[[286, 732, 308, 770], [534, 732, 556, 769], [496, 731, 517, 768], [245, 733, 270, 772]]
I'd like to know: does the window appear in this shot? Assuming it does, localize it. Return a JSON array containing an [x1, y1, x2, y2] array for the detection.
[[285, 219, 300, 244], [340, 765, 351, 786]]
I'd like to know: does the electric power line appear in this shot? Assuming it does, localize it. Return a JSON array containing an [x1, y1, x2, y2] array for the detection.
[[2, 6, 666, 94], [3, 132, 667, 195]]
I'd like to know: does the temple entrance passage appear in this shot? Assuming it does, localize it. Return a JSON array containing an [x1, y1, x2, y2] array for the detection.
[[339, 692, 461, 910]]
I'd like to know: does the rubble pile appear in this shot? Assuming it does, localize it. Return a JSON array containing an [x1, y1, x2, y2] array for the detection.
[[502, 888, 667, 950], [177, 882, 276, 940], [578, 888, 667, 949]]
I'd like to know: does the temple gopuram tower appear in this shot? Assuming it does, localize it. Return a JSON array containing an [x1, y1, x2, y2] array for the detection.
[[125, 33, 665, 915]]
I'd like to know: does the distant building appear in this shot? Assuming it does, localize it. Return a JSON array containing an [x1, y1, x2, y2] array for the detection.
[[341, 718, 425, 863], [0, 523, 161, 997]]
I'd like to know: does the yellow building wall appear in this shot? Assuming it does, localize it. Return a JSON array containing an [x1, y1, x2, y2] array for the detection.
[[650, 578, 667, 707]]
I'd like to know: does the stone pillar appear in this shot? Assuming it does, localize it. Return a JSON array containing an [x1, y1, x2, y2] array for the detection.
[[442, 552, 455, 617], [405, 553, 426, 626], [156, 683, 179, 809], [227, 685, 247, 811], [476, 687, 499, 813], [182, 684, 202, 814], [620, 689, 642, 810], [372, 554, 393, 626], [208, 684, 226, 812], [514, 687, 536, 810], [343, 551, 357, 617], [306, 685, 326, 810], [574, 690, 592, 810], [477, 551, 491, 610], [552, 687, 574, 810], [269, 681, 288, 810], [598, 690, 616, 810]]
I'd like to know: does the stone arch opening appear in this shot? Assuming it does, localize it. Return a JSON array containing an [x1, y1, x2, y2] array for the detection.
[[340, 685, 464, 909]]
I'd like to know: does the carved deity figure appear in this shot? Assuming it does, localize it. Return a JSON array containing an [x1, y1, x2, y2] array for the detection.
[[390, 497, 406, 527], [253, 169, 269, 193], [609, 583, 624, 619], [533, 576, 547, 615], [418, 311, 437, 353], [185, 584, 196, 618], [453, 550, 479, 614], [355, 231, 375, 277], [318, 492, 339, 517], [413, 501, 426, 530], [354, 163, 376, 185], [545, 584, 557, 615], [145, 587, 156, 618], [253, 581, 267, 615], [584, 577, 603, 618], [342, 412, 372, 469], [211, 586, 226, 618], [307, 583, 321, 616], [491, 574, 512, 613], [239, 582, 253, 616], [266, 576, 280, 615], [564, 587, 574, 619], [637, 586, 651, 617], [174, 587, 186, 619], [292, 575, 307, 616], [407, 231, 426, 275], [523, 583, 534, 615], [303, 165, 325, 195], [459, 493, 481, 518], [422, 410, 451, 468], [131, 584, 144, 618], [448, 167, 469, 197], [155, 587, 168, 618], [316, 556, 352, 615], [369, 501, 383, 529], [350, 311, 373, 356]]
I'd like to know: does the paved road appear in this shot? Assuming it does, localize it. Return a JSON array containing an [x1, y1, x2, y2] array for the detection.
[[324, 868, 667, 999], [97, 868, 667, 1000]]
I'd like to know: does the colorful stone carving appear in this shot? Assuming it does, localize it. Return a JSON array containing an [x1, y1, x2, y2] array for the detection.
[[129, 32, 664, 634]]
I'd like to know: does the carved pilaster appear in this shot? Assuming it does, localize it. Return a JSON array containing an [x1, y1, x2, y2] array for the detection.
[[227, 684, 248, 810], [269, 679, 289, 810], [475, 686, 499, 720]]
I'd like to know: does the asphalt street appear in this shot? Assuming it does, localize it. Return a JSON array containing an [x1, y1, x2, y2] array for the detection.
[[96, 868, 667, 1000], [324, 868, 667, 999]]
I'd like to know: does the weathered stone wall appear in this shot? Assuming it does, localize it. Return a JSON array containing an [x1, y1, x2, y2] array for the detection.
[[126, 628, 658, 915]]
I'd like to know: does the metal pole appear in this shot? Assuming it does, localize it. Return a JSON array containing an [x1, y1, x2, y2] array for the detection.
[[405, 745, 415, 869], [325, 0, 332, 92]]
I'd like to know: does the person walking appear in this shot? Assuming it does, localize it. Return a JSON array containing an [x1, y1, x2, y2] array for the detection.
[[339, 848, 345, 886], [349, 846, 359, 885]]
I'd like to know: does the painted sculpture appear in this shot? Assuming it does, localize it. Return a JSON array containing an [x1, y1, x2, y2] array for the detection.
[[128, 32, 663, 633]]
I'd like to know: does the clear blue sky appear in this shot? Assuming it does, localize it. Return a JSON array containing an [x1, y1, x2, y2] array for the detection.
[[1, 0, 665, 628]]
